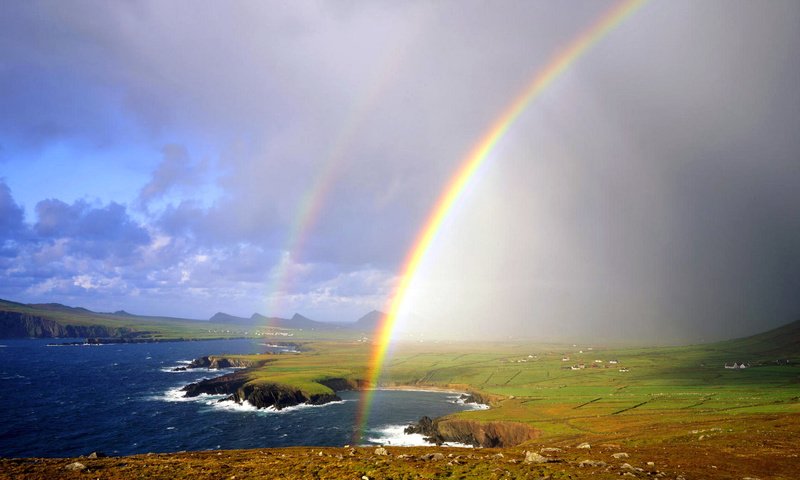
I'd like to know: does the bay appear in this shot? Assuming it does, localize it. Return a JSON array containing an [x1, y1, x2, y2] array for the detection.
[[0, 339, 478, 457]]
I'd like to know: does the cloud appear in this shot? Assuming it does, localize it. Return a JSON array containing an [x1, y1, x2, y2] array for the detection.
[[34, 199, 150, 259], [0, 1, 798, 340], [137, 144, 208, 208], [0, 180, 26, 239]]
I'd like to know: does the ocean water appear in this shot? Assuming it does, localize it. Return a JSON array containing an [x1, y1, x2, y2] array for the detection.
[[0, 339, 480, 458]]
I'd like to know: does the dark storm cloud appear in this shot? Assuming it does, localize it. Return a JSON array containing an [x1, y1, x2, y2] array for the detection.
[[0, 1, 798, 337]]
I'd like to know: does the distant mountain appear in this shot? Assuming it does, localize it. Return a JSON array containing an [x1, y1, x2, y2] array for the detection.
[[209, 312, 251, 324], [353, 310, 385, 332], [212, 311, 342, 330]]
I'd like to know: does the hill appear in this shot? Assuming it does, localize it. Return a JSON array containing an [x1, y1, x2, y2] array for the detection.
[[710, 317, 800, 358], [209, 312, 251, 324], [353, 310, 385, 332], [0, 298, 248, 340], [0, 298, 384, 340]]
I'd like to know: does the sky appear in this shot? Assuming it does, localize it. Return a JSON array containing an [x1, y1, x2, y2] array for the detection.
[[1, 0, 799, 343]]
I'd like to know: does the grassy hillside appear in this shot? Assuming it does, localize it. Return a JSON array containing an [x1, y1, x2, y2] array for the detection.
[[0, 298, 370, 341], [0, 299, 327, 340], [188, 318, 800, 447]]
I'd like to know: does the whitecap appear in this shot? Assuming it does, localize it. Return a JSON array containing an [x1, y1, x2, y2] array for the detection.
[[206, 397, 348, 415], [209, 398, 260, 413], [261, 399, 349, 414], [366, 424, 474, 448], [366, 425, 431, 446], [448, 394, 490, 410], [151, 386, 225, 403]]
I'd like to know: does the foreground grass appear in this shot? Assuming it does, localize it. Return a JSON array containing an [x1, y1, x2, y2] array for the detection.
[[4, 428, 799, 480]]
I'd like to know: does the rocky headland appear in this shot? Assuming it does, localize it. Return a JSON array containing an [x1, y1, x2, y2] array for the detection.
[[180, 358, 358, 410], [0, 311, 132, 338], [174, 355, 263, 371], [405, 414, 538, 448]]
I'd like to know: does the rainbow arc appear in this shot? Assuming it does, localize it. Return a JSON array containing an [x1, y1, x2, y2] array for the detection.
[[353, 0, 647, 443]]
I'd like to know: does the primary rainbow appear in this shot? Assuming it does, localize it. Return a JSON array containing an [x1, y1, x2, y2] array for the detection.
[[353, 0, 646, 442]]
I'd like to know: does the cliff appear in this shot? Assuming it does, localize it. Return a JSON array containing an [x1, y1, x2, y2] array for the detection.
[[0, 311, 131, 338], [405, 415, 538, 447]]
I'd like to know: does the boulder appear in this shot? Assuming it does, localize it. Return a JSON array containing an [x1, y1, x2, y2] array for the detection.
[[576, 442, 591, 449], [64, 462, 86, 471], [524, 451, 549, 464], [540, 447, 563, 453], [612, 452, 630, 459], [421, 453, 445, 461], [374, 447, 388, 456]]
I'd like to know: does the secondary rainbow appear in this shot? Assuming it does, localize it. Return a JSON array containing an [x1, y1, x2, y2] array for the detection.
[[353, 0, 646, 442], [263, 26, 425, 317]]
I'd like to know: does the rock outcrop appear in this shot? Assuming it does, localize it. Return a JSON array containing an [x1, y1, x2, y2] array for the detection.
[[405, 416, 538, 447], [183, 355, 260, 370], [182, 372, 344, 410]]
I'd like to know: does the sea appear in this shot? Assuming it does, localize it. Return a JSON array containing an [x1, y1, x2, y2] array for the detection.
[[0, 339, 483, 458]]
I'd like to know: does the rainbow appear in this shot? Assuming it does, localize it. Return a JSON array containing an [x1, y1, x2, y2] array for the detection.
[[263, 26, 426, 317], [353, 0, 646, 442]]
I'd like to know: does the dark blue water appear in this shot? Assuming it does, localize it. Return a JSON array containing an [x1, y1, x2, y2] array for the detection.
[[0, 339, 477, 458]]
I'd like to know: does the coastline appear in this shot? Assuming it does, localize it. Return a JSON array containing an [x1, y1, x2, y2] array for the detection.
[[46, 336, 255, 346]]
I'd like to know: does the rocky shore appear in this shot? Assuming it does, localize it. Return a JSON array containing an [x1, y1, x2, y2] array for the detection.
[[173, 355, 261, 370], [405, 414, 538, 448], [180, 368, 354, 410]]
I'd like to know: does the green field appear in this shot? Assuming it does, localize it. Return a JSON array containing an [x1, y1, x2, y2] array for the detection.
[[193, 318, 800, 448]]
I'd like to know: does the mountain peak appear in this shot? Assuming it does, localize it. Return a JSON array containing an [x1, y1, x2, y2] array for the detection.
[[355, 310, 385, 331], [209, 312, 249, 323]]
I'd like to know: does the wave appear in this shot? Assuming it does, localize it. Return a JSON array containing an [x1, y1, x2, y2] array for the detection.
[[259, 343, 299, 353], [366, 424, 473, 448], [210, 397, 260, 413], [255, 398, 350, 414], [154, 386, 212, 403], [446, 394, 490, 410], [207, 397, 350, 415], [158, 365, 241, 374], [154, 385, 348, 415]]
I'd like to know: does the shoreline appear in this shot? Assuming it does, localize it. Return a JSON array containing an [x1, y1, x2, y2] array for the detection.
[[45, 336, 260, 346], [371, 385, 464, 394]]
